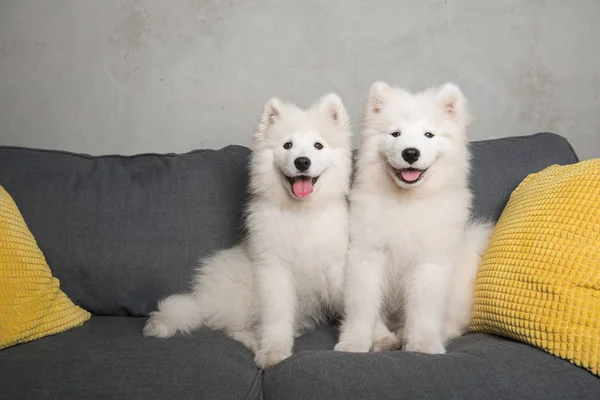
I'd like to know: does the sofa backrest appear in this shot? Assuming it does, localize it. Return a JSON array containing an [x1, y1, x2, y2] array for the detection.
[[0, 133, 578, 316], [0, 145, 251, 316], [469, 132, 578, 221]]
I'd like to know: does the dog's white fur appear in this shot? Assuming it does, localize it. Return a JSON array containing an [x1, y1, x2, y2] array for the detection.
[[144, 94, 353, 369], [334, 82, 493, 355]]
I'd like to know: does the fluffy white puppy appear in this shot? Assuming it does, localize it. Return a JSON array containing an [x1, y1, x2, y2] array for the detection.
[[144, 94, 353, 368], [335, 82, 493, 355]]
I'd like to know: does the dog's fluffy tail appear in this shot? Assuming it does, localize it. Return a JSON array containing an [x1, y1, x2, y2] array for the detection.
[[143, 293, 205, 338], [143, 245, 254, 340], [445, 221, 494, 340]]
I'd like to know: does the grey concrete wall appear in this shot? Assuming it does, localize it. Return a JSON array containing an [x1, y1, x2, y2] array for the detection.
[[1, 0, 599, 159]]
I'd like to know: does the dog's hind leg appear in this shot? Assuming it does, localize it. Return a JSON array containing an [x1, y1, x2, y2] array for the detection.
[[227, 329, 259, 353]]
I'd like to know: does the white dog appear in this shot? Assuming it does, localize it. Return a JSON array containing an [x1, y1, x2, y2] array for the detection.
[[334, 82, 493, 355], [144, 94, 353, 369]]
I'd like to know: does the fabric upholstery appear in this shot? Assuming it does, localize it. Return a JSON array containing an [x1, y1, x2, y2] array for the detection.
[[265, 325, 600, 400], [1, 319, 598, 400], [0, 146, 251, 316], [0, 316, 261, 400], [468, 132, 578, 221]]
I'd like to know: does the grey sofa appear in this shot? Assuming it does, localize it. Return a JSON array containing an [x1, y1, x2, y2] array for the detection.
[[0, 132, 598, 400]]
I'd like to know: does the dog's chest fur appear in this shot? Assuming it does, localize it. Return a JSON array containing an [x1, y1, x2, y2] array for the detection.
[[246, 198, 349, 324], [352, 188, 470, 266], [247, 198, 348, 280]]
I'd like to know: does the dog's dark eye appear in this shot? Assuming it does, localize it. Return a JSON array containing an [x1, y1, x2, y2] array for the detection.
[[314, 142, 323, 150], [424, 132, 434, 138], [283, 142, 293, 149], [391, 131, 401, 137]]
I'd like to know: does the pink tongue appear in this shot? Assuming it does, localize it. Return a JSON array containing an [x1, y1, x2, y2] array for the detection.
[[293, 178, 313, 198], [400, 169, 421, 182]]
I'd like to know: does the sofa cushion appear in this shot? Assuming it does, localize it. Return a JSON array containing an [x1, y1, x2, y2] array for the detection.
[[0, 316, 261, 400], [0, 133, 578, 316], [2, 318, 597, 400], [0, 146, 251, 316], [269, 325, 600, 400], [470, 159, 600, 377]]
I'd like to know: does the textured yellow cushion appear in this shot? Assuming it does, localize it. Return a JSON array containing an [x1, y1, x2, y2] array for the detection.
[[0, 185, 90, 349], [470, 159, 600, 376]]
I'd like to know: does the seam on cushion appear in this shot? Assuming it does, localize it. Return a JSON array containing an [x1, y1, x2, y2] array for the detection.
[[0, 144, 250, 160], [243, 368, 263, 400]]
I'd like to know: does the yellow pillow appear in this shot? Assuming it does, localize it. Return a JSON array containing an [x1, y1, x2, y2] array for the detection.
[[469, 159, 600, 376], [0, 185, 90, 349]]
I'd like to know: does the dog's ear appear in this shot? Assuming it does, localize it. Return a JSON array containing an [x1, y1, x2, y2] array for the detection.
[[318, 93, 349, 128], [436, 83, 470, 125], [255, 97, 284, 137], [366, 81, 391, 114]]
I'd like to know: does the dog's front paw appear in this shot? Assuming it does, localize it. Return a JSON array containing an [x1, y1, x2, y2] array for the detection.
[[372, 333, 401, 352], [143, 313, 176, 338], [334, 340, 371, 353], [404, 339, 446, 354], [254, 348, 292, 369]]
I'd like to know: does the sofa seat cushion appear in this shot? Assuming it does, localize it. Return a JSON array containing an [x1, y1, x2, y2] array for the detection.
[[271, 325, 600, 400], [2, 318, 598, 399], [0, 316, 261, 400]]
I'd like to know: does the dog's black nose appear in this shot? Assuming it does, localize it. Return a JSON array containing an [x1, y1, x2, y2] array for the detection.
[[294, 157, 311, 172], [402, 148, 420, 164]]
